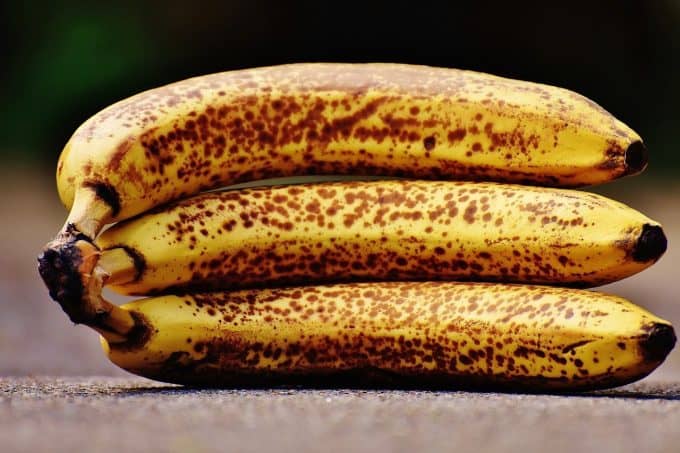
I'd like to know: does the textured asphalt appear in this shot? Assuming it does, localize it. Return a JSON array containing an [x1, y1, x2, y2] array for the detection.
[[2, 377, 680, 453], [3, 170, 680, 452]]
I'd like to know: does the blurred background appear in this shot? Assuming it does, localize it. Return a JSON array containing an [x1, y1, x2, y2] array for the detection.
[[1, 0, 678, 378]]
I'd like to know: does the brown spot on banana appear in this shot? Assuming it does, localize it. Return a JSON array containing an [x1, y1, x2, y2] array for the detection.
[[102, 282, 675, 391], [94, 180, 665, 295], [81, 180, 121, 218]]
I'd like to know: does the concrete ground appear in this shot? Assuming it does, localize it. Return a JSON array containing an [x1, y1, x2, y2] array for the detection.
[[2, 377, 680, 453], [2, 168, 680, 452]]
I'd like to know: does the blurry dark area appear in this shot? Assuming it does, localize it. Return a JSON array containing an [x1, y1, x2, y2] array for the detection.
[[1, 0, 679, 174]]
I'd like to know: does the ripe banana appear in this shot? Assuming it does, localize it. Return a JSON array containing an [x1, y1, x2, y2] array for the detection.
[[53, 63, 646, 241], [101, 281, 676, 391], [88, 180, 666, 300]]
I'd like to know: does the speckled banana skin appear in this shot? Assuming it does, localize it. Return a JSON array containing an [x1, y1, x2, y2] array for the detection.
[[95, 180, 665, 294], [57, 63, 646, 240], [102, 282, 675, 391]]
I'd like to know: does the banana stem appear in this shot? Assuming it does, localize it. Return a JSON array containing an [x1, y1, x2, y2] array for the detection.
[[85, 261, 137, 342], [38, 187, 139, 343], [98, 248, 139, 285], [64, 188, 113, 239]]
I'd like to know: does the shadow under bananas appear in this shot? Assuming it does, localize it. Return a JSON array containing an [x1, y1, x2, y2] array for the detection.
[[105, 386, 680, 402], [101, 378, 680, 401]]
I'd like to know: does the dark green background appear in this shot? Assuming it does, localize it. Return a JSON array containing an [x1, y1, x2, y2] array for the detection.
[[1, 0, 679, 175]]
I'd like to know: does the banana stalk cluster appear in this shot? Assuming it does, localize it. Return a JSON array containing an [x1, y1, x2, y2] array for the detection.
[[38, 63, 674, 391]]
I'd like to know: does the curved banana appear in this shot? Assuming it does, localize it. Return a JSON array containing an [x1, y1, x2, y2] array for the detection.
[[90, 180, 666, 297], [102, 282, 676, 391], [56, 63, 646, 240]]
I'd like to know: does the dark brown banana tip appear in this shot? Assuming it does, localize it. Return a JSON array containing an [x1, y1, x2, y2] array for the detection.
[[640, 323, 676, 363], [632, 224, 667, 262], [37, 224, 96, 324], [625, 140, 648, 175]]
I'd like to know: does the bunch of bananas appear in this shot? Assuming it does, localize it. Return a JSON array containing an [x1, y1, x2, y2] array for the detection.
[[39, 63, 675, 391]]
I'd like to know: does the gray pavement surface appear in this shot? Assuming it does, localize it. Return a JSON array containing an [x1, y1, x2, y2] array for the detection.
[[2, 376, 680, 453]]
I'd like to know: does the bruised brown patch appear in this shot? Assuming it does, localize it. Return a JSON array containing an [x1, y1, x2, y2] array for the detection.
[[108, 135, 136, 172]]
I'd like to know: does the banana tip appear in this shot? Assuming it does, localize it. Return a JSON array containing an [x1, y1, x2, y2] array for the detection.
[[625, 141, 648, 175], [640, 323, 676, 363], [633, 224, 667, 262]]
